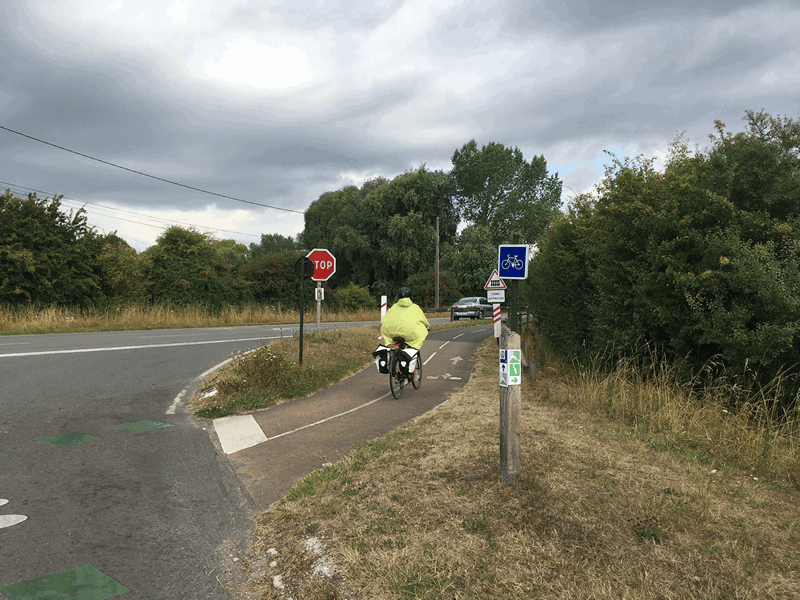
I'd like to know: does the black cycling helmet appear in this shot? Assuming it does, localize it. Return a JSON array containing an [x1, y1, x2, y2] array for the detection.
[[398, 287, 411, 299]]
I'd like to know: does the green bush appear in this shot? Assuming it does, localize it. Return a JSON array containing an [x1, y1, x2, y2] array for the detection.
[[0, 191, 110, 307], [332, 282, 375, 311], [144, 226, 252, 310], [527, 110, 800, 403]]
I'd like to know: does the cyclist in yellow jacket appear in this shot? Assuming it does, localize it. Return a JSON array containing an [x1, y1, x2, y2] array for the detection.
[[380, 287, 431, 350]]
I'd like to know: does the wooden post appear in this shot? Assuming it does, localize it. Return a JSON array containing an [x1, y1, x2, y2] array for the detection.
[[499, 325, 521, 482]]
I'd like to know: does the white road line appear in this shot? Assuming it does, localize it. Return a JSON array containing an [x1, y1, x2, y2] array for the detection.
[[165, 389, 186, 415], [262, 392, 391, 444], [423, 352, 436, 366], [215, 391, 392, 454], [453, 333, 465, 339], [1, 336, 279, 358], [438, 341, 450, 349], [197, 357, 236, 380], [165, 349, 260, 414]]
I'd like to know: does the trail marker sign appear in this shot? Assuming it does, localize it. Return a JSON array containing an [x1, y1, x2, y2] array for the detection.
[[307, 248, 336, 281]]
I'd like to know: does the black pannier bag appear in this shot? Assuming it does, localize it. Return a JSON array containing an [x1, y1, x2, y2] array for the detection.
[[372, 345, 390, 374], [399, 347, 419, 375]]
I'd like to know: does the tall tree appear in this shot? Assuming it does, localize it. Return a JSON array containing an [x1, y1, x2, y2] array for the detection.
[[301, 184, 375, 286], [0, 191, 102, 306], [143, 226, 251, 308], [452, 223, 496, 294], [236, 250, 314, 309], [360, 166, 459, 294], [212, 238, 249, 271], [96, 232, 149, 305], [451, 139, 562, 244], [248, 233, 299, 260]]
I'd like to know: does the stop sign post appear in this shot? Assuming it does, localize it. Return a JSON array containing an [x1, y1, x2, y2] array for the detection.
[[307, 248, 336, 281], [305, 249, 336, 341]]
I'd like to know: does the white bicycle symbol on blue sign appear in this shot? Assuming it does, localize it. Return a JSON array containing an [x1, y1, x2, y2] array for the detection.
[[501, 255, 524, 271], [498, 244, 529, 279]]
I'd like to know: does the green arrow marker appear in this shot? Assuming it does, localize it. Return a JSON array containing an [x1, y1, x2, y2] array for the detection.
[[0, 564, 129, 599]]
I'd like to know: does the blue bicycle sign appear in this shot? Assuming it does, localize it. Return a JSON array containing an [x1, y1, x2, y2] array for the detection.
[[497, 244, 528, 279]]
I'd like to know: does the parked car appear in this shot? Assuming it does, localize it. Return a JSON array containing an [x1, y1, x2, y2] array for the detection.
[[450, 297, 493, 321]]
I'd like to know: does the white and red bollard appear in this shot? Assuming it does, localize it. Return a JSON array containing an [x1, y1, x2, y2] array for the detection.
[[493, 304, 501, 338], [381, 295, 388, 321]]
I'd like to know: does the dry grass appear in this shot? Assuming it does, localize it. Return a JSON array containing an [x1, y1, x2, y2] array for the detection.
[[527, 336, 800, 488], [244, 337, 800, 600], [0, 304, 385, 334], [190, 326, 384, 419]]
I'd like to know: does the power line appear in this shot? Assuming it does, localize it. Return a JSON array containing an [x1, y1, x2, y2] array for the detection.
[[1, 180, 262, 239], [0, 124, 305, 214]]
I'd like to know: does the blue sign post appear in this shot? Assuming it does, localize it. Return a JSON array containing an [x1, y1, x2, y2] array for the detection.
[[498, 241, 528, 333], [497, 244, 528, 279]]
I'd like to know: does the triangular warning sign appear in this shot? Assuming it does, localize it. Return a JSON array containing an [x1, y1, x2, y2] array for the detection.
[[484, 269, 507, 290]]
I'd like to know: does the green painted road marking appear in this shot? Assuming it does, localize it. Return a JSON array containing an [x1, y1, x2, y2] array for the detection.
[[0, 564, 129, 599], [0, 451, 7, 457], [115, 421, 173, 433], [35, 433, 102, 447]]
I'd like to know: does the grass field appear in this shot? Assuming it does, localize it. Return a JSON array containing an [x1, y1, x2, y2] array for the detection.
[[0, 303, 392, 335], [239, 333, 800, 599]]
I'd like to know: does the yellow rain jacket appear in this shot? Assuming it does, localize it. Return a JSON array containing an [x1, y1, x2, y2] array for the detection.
[[380, 298, 431, 349]]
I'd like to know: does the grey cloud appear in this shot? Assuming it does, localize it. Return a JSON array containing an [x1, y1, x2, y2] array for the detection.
[[251, 145, 359, 167], [2, 0, 799, 249], [505, 0, 782, 35], [228, 0, 407, 33]]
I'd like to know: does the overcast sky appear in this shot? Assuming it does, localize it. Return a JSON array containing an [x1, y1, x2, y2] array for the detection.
[[2, 0, 798, 251]]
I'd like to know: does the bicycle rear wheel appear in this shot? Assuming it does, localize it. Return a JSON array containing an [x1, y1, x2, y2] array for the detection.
[[411, 354, 422, 389], [389, 353, 405, 399]]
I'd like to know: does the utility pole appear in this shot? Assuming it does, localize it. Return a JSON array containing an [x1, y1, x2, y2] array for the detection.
[[435, 217, 440, 309]]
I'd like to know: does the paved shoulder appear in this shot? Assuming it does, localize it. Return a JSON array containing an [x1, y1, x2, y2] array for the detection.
[[215, 325, 492, 509]]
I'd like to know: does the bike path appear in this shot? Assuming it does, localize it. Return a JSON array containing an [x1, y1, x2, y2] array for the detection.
[[212, 326, 492, 510]]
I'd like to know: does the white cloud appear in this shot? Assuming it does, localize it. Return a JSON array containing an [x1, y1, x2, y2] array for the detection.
[[203, 37, 318, 91]]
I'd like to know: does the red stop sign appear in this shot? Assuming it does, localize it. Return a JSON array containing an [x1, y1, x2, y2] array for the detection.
[[307, 248, 336, 281]]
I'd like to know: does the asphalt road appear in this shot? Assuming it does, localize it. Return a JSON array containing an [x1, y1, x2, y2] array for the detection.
[[0, 320, 490, 599]]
